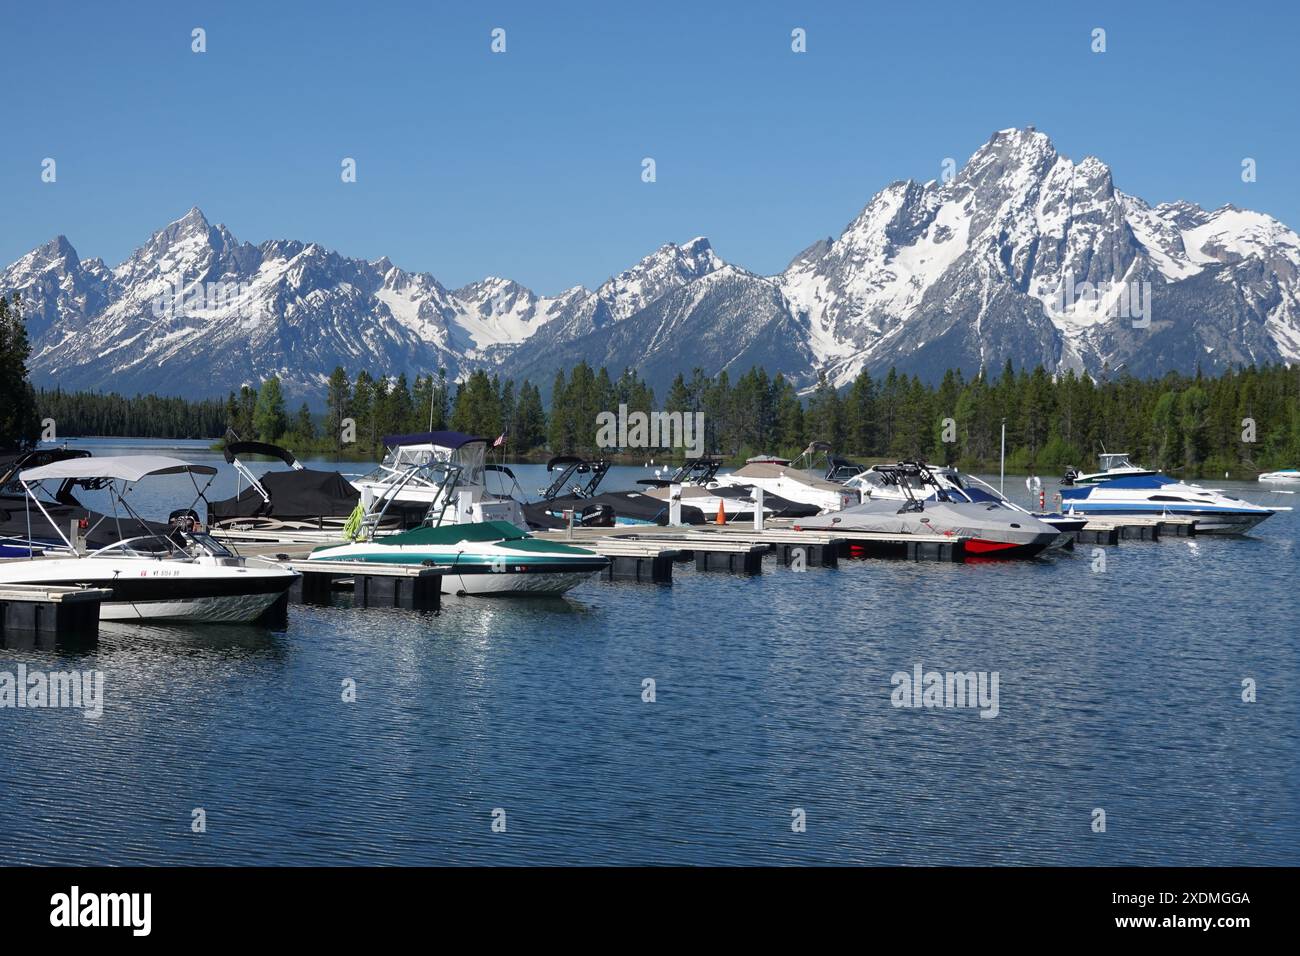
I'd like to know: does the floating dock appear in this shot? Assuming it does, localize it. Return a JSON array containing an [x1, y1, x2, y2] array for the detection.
[[0, 585, 109, 642], [1075, 516, 1199, 544], [534, 520, 966, 576], [278, 559, 446, 610]]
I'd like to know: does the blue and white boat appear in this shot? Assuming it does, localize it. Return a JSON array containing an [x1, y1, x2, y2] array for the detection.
[[1059, 474, 1280, 533], [1258, 469, 1300, 483]]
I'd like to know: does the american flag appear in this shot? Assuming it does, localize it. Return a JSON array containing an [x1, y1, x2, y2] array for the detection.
[[493, 433, 506, 447]]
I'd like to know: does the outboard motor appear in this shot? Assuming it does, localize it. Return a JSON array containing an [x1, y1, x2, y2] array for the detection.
[[578, 503, 615, 527], [1061, 468, 1078, 486]]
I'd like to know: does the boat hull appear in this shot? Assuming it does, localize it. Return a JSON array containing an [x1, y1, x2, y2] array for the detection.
[[1062, 505, 1271, 534], [797, 501, 1061, 560], [307, 523, 608, 597], [0, 560, 296, 623]]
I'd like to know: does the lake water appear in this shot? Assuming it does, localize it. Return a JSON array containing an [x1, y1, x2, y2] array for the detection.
[[1, 438, 1296, 864]]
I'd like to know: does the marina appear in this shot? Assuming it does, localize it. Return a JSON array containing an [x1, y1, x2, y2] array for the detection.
[[3, 439, 1295, 868], [1, 437, 1283, 642]]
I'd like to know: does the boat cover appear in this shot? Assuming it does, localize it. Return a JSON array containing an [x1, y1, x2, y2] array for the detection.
[[208, 468, 360, 521]]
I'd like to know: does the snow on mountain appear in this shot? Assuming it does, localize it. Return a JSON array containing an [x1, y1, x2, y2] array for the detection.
[[781, 128, 1300, 382], [6, 128, 1300, 403]]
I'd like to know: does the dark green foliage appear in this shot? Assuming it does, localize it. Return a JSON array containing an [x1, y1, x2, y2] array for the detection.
[[0, 295, 42, 448], [27, 358, 1300, 475]]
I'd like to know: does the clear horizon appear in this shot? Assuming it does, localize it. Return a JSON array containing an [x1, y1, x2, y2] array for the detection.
[[3, 0, 1298, 294]]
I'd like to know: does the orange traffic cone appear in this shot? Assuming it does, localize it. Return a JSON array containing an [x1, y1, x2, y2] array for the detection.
[[716, 500, 727, 524]]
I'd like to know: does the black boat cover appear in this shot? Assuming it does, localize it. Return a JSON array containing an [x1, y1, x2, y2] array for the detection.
[[208, 469, 360, 521], [527, 490, 706, 528], [0, 499, 170, 550]]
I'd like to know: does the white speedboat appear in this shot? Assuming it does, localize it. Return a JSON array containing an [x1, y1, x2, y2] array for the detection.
[[1062, 453, 1158, 486], [1058, 474, 1282, 533], [0, 455, 297, 622], [637, 457, 819, 521], [1258, 469, 1300, 483], [709, 456, 857, 515]]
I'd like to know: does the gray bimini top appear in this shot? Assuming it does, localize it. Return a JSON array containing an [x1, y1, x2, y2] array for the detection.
[[19, 455, 218, 483]]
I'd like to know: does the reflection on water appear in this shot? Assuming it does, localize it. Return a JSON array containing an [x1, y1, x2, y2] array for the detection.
[[0, 439, 1296, 864]]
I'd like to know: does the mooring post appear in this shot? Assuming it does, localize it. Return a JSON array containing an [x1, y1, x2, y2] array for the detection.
[[669, 483, 682, 526], [753, 486, 764, 531]]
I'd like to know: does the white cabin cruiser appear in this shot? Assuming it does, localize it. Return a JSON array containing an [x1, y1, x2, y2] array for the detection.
[[1258, 469, 1300, 483], [0, 455, 297, 623], [317, 456, 606, 596], [709, 449, 858, 515], [351, 431, 527, 529], [1058, 474, 1283, 533], [1062, 453, 1158, 486]]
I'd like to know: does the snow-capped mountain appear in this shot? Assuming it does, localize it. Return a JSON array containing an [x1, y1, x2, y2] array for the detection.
[[781, 128, 1300, 384], [6, 128, 1300, 403]]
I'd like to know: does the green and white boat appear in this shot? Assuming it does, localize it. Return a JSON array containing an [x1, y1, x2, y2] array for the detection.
[[313, 434, 608, 596], [308, 521, 607, 596]]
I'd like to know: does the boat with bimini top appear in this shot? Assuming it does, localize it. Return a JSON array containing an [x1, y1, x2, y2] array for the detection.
[[0, 455, 297, 622]]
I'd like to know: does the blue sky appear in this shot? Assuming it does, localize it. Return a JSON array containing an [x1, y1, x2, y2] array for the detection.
[[3, 0, 1297, 292]]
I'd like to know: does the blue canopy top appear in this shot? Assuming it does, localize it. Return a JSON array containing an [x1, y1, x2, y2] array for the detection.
[[382, 430, 487, 449]]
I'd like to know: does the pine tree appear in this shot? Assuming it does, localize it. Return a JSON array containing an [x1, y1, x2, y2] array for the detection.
[[0, 295, 43, 449], [325, 366, 351, 454], [253, 375, 288, 441]]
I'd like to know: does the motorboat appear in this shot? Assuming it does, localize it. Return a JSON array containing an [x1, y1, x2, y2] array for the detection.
[[709, 446, 858, 515], [1061, 453, 1158, 486], [207, 439, 366, 538], [308, 520, 608, 596], [1258, 469, 1300, 483], [313, 457, 607, 596], [1058, 474, 1283, 533], [351, 431, 529, 529], [0, 455, 297, 622], [636, 457, 818, 522], [522, 456, 707, 528], [846, 462, 1086, 541], [2, 446, 171, 551], [797, 462, 1062, 559], [825, 457, 868, 484]]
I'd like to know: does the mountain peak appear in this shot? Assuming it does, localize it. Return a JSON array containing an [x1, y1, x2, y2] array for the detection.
[[41, 235, 79, 261]]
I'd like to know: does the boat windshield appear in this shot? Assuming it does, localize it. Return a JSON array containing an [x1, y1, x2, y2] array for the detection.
[[362, 442, 487, 488], [1098, 453, 1137, 470], [87, 530, 234, 560]]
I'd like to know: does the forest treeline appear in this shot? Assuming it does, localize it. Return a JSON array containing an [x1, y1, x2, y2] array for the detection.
[[21, 358, 1300, 478]]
